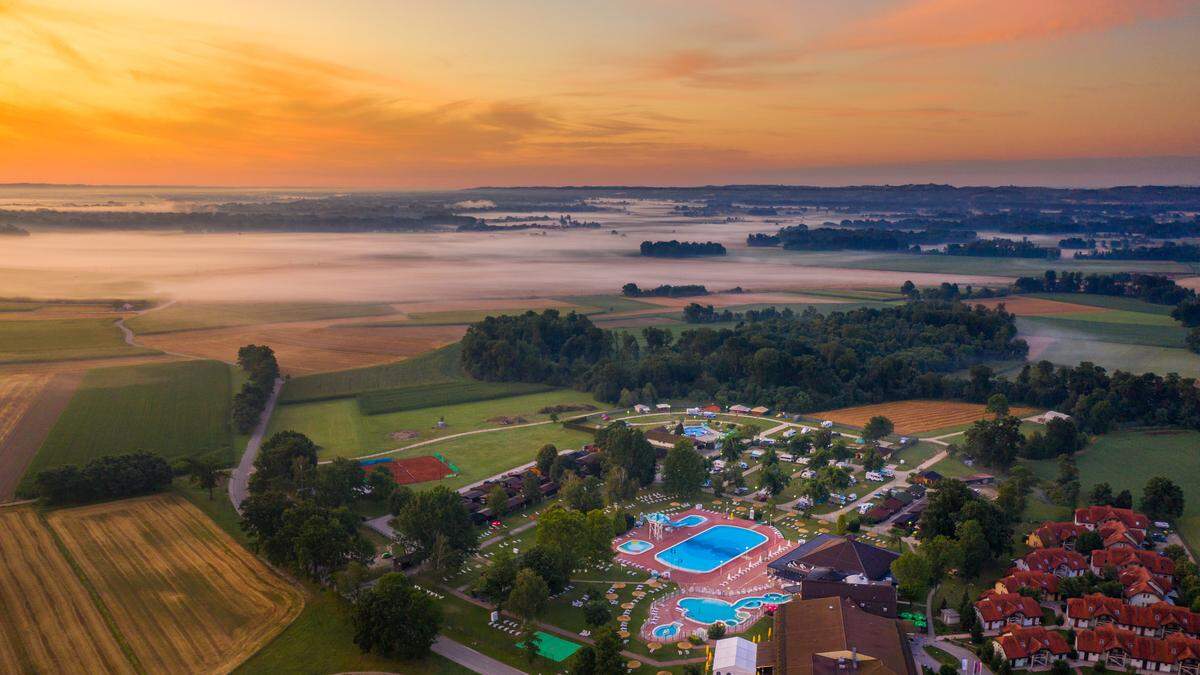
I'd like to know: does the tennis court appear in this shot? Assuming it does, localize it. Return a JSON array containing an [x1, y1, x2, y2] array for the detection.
[[517, 631, 581, 662]]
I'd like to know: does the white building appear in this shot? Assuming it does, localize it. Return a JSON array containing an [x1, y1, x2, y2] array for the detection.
[[656, 403, 672, 411], [1027, 410, 1072, 425], [729, 404, 751, 414], [633, 404, 651, 414], [712, 637, 756, 675]]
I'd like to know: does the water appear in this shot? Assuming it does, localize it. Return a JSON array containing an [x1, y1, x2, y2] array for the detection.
[[682, 425, 714, 438], [677, 593, 792, 626], [645, 513, 707, 528], [651, 622, 680, 639], [654, 524, 768, 573], [618, 539, 653, 554]]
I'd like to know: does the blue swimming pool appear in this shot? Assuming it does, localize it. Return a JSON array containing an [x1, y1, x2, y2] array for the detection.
[[682, 425, 714, 438], [651, 622, 681, 639], [618, 539, 653, 554], [646, 513, 707, 528], [678, 593, 791, 626], [654, 525, 767, 573]]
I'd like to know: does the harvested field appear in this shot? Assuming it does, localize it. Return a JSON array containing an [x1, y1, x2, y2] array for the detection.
[[634, 292, 842, 308], [811, 399, 1039, 435], [124, 301, 396, 334], [138, 322, 465, 375], [970, 296, 1107, 316], [368, 455, 453, 484], [0, 372, 82, 501], [47, 494, 304, 675], [0, 506, 133, 674]]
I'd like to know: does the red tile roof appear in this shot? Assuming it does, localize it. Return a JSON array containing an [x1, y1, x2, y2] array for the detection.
[[1020, 547, 1088, 575], [1099, 521, 1146, 548], [994, 625, 1071, 660], [975, 593, 1043, 623], [1076, 625, 1200, 665], [1029, 521, 1088, 548], [1067, 594, 1200, 634], [1118, 566, 1172, 600], [1075, 506, 1150, 532], [1091, 548, 1175, 577], [997, 571, 1059, 595]]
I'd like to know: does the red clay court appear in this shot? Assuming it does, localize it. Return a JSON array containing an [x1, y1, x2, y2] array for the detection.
[[368, 456, 453, 484]]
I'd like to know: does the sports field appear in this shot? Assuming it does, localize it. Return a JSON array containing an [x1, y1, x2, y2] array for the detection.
[[810, 399, 1038, 435], [0, 506, 133, 674], [0, 318, 156, 363], [46, 494, 304, 674], [25, 360, 234, 487]]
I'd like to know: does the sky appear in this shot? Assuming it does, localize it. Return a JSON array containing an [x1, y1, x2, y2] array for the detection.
[[1, 0, 1199, 188]]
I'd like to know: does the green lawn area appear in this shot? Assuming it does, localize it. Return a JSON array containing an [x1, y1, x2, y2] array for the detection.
[[23, 360, 235, 491], [269, 388, 603, 459], [357, 380, 555, 415], [280, 343, 464, 403], [0, 318, 156, 363], [1024, 429, 1200, 551], [125, 301, 396, 334], [1018, 317, 1200, 377], [928, 455, 978, 479], [890, 441, 942, 468], [400, 425, 596, 491]]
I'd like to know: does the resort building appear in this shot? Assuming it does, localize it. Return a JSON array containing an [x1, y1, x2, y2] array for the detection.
[[1075, 624, 1200, 673], [1067, 594, 1200, 638], [992, 625, 1071, 670], [1091, 548, 1175, 578], [748, 596, 917, 675], [712, 636, 757, 675], [729, 404, 752, 414], [792, 579, 898, 619], [767, 535, 899, 585], [974, 592, 1044, 633], [1075, 505, 1150, 535], [1016, 547, 1088, 577], [1026, 521, 1089, 550], [994, 570, 1060, 600]]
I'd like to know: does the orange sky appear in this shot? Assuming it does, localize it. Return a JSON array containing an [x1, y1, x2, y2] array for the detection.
[[1, 0, 1198, 187]]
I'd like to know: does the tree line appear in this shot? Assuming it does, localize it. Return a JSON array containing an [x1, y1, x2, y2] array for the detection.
[[638, 240, 726, 257], [621, 282, 709, 297], [35, 452, 174, 505], [940, 238, 1059, 258], [232, 344, 280, 434], [1074, 241, 1200, 262]]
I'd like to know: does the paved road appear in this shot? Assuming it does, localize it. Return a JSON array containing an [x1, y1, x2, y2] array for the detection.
[[229, 377, 284, 511], [433, 636, 526, 675]]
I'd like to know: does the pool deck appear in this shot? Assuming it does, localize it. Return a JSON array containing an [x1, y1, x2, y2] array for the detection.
[[613, 507, 794, 640]]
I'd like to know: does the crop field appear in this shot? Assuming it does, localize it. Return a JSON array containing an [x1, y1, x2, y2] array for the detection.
[[357, 380, 555, 415], [46, 494, 304, 674], [269, 388, 603, 458], [26, 360, 234, 487], [0, 372, 85, 500], [1024, 430, 1200, 551], [1030, 293, 1176, 315], [138, 322, 464, 375], [971, 296, 1108, 316], [1019, 316, 1186, 348], [557, 294, 660, 313], [810, 399, 1038, 435], [0, 302, 126, 320], [280, 343, 464, 403], [0, 318, 156, 363], [0, 506, 134, 674], [125, 301, 398, 334], [771, 249, 1193, 277]]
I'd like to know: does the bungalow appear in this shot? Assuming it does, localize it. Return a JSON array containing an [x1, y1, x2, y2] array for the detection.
[[1067, 594, 1200, 638], [1076, 505, 1150, 535], [729, 404, 752, 414], [1027, 410, 1072, 425], [685, 407, 701, 416], [1017, 547, 1088, 578], [963, 473, 996, 486], [995, 570, 1060, 600], [655, 403, 672, 412], [1119, 565, 1173, 606], [633, 404, 651, 414], [911, 470, 943, 487], [1099, 521, 1146, 549], [1092, 548, 1175, 578], [992, 625, 1071, 670], [702, 404, 722, 414], [750, 405, 770, 416], [1075, 624, 1200, 673], [1027, 521, 1089, 550], [975, 592, 1045, 632]]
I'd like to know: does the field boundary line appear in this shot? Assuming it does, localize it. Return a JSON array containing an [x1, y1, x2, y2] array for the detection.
[[37, 509, 145, 675]]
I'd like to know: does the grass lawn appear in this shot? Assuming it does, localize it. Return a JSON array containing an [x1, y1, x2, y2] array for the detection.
[[0, 318, 156, 363], [890, 441, 942, 468], [1017, 317, 1200, 377], [269, 388, 603, 459], [1024, 430, 1200, 551], [928, 455, 979, 479], [357, 380, 555, 415], [280, 343, 463, 403], [22, 360, 235, 491], [924, 645, 960, 668], [125, 301, 397, 334], [400, 425, 596, 491]]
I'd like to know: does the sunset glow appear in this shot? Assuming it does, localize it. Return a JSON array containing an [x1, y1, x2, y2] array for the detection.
[[2, 0, 1199, 187]]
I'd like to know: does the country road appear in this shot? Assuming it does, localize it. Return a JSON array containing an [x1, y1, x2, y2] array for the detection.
[[229, 378, 283, 511]]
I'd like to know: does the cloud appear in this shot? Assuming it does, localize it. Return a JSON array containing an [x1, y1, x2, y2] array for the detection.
[[636, 47, 813, 89]]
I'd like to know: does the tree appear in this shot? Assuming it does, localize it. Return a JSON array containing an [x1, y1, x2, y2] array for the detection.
[[707, 622, 726, 640], [353, 573, 441, 659], [956, 519, 991, 578], [519, 622, 541, 666], [603, 467, 637, 505], [560, 472, 604, 512], [711, 473, 725, 497], [1050, 454, 1080, 507], [592, 624, 625, 674], [1089, 482, 1115, 506], [366, 466, 397, 501], [759, 462, 791, 496], [488, 484, 509, 517], [536, 444, 558, 475], [394, 485, 476, 563], [314, 457, 366, 508], [522, 472, 543, 506], [185, 457, 220, 499], [595, 423, 657, 485], [892, 550, 933, 598], [986, 393, 1010, 418], [335, 561, 370, 601], [388, 484, 413, 515], [922, 535, 963, 581], [863, 416, 894, 442], [1075, 530, 1104, 558], [861, 448, 885, 472], [1142, 477, 1185, 521], [962, 416, 1024, 469], [1049, 660, 1071, 675], [508, 568, 550, 621], [1113, 489, 1134, 509], [428, 532, 459, 577], [474, 549, 519, 605], [583, 598, 611, 627], [663, 441, 707, 498], [568, 645, 597, 675]]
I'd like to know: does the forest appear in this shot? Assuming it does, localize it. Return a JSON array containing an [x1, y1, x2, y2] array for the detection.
[[638, 240, 727, 257]]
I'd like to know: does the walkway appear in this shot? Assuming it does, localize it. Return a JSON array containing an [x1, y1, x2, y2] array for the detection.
[[229, 377, 284, 511], [432, 636, 526, 675]]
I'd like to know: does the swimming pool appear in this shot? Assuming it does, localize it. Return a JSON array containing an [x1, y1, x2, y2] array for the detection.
[[646, 513, 707, 528], [618, 539, 654, 554], [682, 425, 714, 438], [654, 524, 768, 573], [678, 593, 791, 626], [651, 622, 681, 639]]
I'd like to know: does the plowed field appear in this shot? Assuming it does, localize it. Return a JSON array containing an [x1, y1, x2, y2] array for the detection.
[[812, 399, 1039, 435]]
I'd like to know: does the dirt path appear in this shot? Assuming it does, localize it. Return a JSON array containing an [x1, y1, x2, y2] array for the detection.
[[0, 371, 83, 501], [114, 300, 199, 360]]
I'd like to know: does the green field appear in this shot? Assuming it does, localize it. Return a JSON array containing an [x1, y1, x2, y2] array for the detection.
[[411, 425, 595, 490], [0, 318, 156, 363], [1031, 293, 1176, 315], [1020, 316, 1186, 348], [1019, 317, 1200, 377], [281, 343, 464, 403], [125, 301, 396, 334], [357, 380, 555, 415], [557, 294, 661, 313], [269, 388, 604, 458], [24, 360, 235, 488], [1023, 430, 1200, 550], [759, 250, 1193, 276]]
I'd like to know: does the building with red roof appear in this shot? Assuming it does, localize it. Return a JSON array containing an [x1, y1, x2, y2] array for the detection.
[[1067, 594, 1200, 639], [1076, 624, 1200, 673], [1075, 505, 1150, 534], [1118, 565, 1173, 606], [1092, 548, 1175, 577], [994, 570, 1060, 600], [992, 625, 1071, 670], [1016, 547, 1088, 578], [1026, 521, 1089, 550], [974, 592, 1044, 632]]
